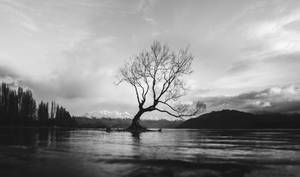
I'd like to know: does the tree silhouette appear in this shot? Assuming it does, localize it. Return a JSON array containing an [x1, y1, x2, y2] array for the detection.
[[119, 41, 206, 132], [55, 106, 76, 127], [19, 89, 36, 124], [38, 102, 49, 126], [1, 83, 10, 124], [8, 90, 18, 125]]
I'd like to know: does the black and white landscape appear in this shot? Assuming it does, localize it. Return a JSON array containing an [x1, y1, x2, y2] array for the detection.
[[1, 0, 300, 177]]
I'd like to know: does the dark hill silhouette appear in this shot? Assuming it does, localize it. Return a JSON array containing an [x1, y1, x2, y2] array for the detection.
[[178, 110, 300, 129]]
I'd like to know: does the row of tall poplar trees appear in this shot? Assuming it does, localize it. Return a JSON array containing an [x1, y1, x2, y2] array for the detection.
[[0, 83, 77, 127]]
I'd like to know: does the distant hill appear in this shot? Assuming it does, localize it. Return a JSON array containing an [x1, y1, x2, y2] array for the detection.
[[74, 116, 183, 128], [178, 110, 300, 129]]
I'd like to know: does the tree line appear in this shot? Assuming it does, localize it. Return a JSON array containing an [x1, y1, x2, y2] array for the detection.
[[0, 83, 77, 127]]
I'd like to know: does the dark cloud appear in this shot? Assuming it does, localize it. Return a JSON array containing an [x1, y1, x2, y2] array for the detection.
[[248, 101, 300, 114], [201, 85, 300, 114], [0, 66, 25, 90], [227, 60, 254, 74], [0, 65, 19, 79], [0, 67, 102, 101], [22, 68, 109, 101], [266, 52, 300, 63], [284, 19, 300, 31], [24, 79, 90, 100]]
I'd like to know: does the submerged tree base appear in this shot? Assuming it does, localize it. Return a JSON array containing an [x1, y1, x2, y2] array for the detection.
[[126, 122, 149, 133]]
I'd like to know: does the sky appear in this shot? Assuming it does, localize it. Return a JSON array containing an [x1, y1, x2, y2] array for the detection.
[[0, 0, 300, 118]]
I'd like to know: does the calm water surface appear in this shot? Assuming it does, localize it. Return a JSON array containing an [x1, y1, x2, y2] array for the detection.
[[1, 128, 300, 177]]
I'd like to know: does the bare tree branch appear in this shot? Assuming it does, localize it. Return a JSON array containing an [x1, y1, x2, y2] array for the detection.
[[155, 108, 185, 119], [156, 101, 206, 119], [118, 41, 205, 122], [132, 83, 141, 104]]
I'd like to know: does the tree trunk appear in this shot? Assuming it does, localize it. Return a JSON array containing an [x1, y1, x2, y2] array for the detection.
[[127, 109, 148, 132]]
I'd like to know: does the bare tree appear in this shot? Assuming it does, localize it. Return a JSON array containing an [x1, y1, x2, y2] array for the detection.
[[118, 41, 206, 132]]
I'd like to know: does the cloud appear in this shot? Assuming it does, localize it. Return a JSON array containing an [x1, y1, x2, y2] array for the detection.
[[214, 51, 300, 91], [0, 0, 39, 33], [24, 77, 91, 100], [137, 0, 157, 14], [260, 101, 300, 113], [200, 85, 300, 114], [244, 10, 300, 59], [266, 52, 300, 63], [143, 17, 157, 25], [227, 60, 254, 74], [0, 32, 118, 101], [284, 19, 300, 31], [0, 65, 19, 79], [20, 19, 39, 32]]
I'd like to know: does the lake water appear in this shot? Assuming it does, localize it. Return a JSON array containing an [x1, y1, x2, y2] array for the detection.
[[1, 128, 300, 177]]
